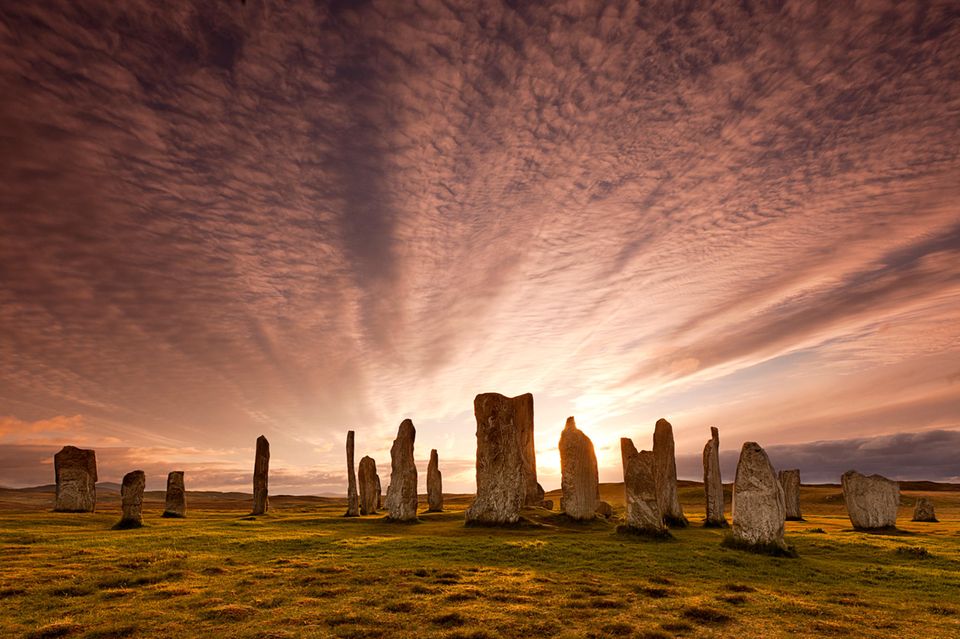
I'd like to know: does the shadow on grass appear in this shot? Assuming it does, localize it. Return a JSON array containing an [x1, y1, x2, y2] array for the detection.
[[849, 526, 916, 536]]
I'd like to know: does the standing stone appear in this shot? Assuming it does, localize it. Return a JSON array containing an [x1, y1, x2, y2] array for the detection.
[[620, 438, 668, 537], [465, 392, 530, 525], [513, 393, 539, 506], [778, 469, 803, 521], [559, 416, 600, 520], [345, 430, 360, 517], [162, 471, 186, 518], [653, 418, 687, 527], [911, 497, 937, 522], [114, 470, 145, 529], [427, 449, 443, 512], [841, 470, 899, 530], [358, 456, 380, 515], [53, 446, 98, 512], [731, 442, 788, 551], [702, 427, 726, 527], [385, 419, 418, 521], [595, 501, 613, 518], [252, 435, 270, 515], [376, 473, 383, 509]]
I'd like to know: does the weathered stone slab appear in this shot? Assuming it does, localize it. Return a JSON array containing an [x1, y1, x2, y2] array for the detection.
[[620, 439, 667, 537], [911, 497, 937, 522], [778, 469, 802, 521], [731, 442, 788, 552], [427, 449, 443, 512], [358, 455, 380, 515], [385, 419, 418, 521], [54, 446, 98, 513], [345, 430, 360, 517], [162, 471, 185, 518], [114, 470, 145, 529], [595, 501, 613, 518], [252, 435, 270, 515], [559, 416, 600, 520], [653, 418, 687, 527], [702, 427, 726, 527], [841, 470, 899, 530]]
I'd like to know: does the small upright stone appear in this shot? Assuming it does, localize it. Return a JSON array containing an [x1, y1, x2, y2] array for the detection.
[[778, 469, 803, 521], [595, 501, 613, 518], [559, 416, 600, 520], [731, 442, 788, 552], [162, 471, 186, 518], [653, 418, 687, 527], [345, 430, 360, 517], [427, 449, 443, 512], [702, 427, 726, 527], [911, 497, 937, 522], [620, 438, 668, 537], [114, 470, 145, 529], [252, 435, 270, 515], [841, 470, 899, 530], [385, 419, 418, 521], [465, 392, 530, 525], [358, 456, 380, 515], [53, 445, 98, 512]]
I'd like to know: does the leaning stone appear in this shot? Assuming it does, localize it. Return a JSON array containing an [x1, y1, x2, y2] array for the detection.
[[619, 438, 668, 537], [778, 469, 803, 521], [911, 497, 937, 522], [114, 470, 145, 529], [559, 416, 600, 520], [358, 456, 380, 515], [702, 427, 726, 527], [345, 431, 360, 517], [252, 435, 270, 515], [53, 446, 98, 513], [465, 393, 530, 525], [385, 419, 418, 521], [620, 437, 638, 473], [426, 449, 443, 512], [730, 442, 789, 553], [162, 471, 186, 518], [841, 470, 899, 530], [595, 501, 613, 518], [653, 418, 687, 527]]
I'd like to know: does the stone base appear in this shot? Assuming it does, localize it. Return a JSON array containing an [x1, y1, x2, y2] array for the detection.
[[702, 519, 729, 528], [911, 516, 938, 523], [664, 514, 689, 528], [161, 512, 185, 519], [383, 516, 419, 524], [615, 524, 672, 540], [785, 516, 805, 522], [721, 534, 796, 557], [112, 519, 144, 530]]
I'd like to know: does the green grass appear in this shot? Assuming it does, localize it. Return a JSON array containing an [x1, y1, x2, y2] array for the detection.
[[0, 488, 958, 638]]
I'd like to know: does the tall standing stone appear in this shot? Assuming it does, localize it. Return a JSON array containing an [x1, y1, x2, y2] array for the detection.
[[620, 438, 667, 537], [559, 416, 600, 520], [731, 442, 788, 551], [465, 392, 530, 525], [653, 418, 687, 527], [841, 470, 899, 530], [163, 471, 186, 518], [512, 393, 539, 506], [358, 456, 380, 515], [252, 435, 270, 515], [911, 497, 937, 522], [385, 419, 418, 521], [114, 470, 145, 529], [53, 446, 98, 512], [345, 430, 360, 517], [778, 469, 803, 521], [427, 449, 443, 512], [702, 427, 726, 527]]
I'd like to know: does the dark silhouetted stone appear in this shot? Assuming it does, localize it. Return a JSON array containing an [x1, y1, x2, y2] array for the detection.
[[702, 427, 726, 527], [252, 435, 270, 515], [162, 471, 185, 518], [559, 416, 599, 520], [345, 430, 360, 517], [114, 470, 145, 529], [427, 449, 443, 512], [842, 470, 898, 530], [653, 418, 687, 527], [53, 446, 97, 513], [385, 419, 418, 521]]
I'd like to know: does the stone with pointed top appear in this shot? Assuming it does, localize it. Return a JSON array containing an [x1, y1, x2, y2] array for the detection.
[[385, 419, 418, 521], [114, 470, 145, 529], [559, 416, 600, 520], [427, 449, 443, 512], [911, 497, 937, 522], [358, 456, 380, 515], [345, 430, 360, 517], [778, 469, 803, 521], [732, 442, 788, 551], [53, 446, 97, 513], [842, 470, 899, 530], [702, 427, 726, 527], [620, 438, 667, 536], [252, 435, 270, 515], [163, 471, 186, 518], [653, 418, 687, 527]]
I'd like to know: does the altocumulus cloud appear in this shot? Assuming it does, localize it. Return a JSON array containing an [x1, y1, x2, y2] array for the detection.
[[0, 1, 959, 491]]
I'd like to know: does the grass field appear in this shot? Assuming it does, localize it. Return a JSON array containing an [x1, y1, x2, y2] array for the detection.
[[1, 483, 958, 639]]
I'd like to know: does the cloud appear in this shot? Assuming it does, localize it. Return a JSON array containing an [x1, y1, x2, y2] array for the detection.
[[0, 1, 958, 492]]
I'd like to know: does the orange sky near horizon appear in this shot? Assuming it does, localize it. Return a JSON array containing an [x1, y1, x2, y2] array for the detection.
[[1, 1, 959, 493]]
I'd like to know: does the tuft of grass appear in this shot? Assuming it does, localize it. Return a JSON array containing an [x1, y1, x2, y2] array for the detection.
[[81, 624, 138, 638], [201, 604, 256, 620], [431, 613, 466, 627], [722, 583, 756, 593], [634, 586, 672, 599], [805, 527, 827, 533], [682, 606, 733, 624], [895, 545, 932, 558], [25, 622, 84, 639]]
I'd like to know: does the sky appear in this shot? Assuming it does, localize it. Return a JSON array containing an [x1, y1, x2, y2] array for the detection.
[[1, 0, 959, 494]]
